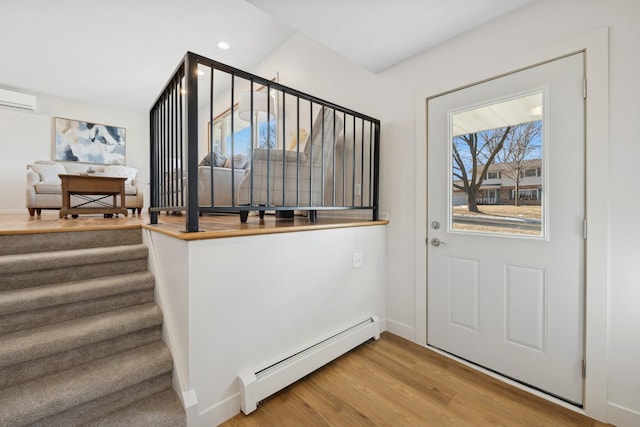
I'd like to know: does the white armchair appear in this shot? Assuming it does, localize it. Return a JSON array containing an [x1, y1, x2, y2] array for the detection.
[[237, 107, 344, 222]]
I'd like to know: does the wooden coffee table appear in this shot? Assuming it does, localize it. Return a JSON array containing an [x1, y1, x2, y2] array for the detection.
[[59, 174, 128, 218]]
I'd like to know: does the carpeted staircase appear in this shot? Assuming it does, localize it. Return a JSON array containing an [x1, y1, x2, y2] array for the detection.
[[0, 228, 186, 427]]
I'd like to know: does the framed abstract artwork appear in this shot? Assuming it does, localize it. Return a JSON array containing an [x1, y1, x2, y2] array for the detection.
[[54, 117, 126, 165]]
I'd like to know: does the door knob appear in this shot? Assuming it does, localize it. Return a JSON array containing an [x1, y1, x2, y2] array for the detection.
[[430, 238, 445, 247]]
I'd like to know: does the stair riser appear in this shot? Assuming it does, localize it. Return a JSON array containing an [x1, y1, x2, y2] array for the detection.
[[0, 342, 173, 426], [0, 259, 148, 291], [32, 373, 174, 427], [0, 244, 148, 275], [0, 289, 154, 336], [87, 389, 186, 427], [0, 326, 162, 391], [0, 229, 142, 256], [0, 271, 155, 316], [0, 303, 163, 369]]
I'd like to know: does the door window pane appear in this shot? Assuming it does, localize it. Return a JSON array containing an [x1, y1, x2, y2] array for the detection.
[[450, 92, 544, 237]]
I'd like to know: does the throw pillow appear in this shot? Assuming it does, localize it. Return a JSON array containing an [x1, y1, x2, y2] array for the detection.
[[30, 163, 66, 184], [223, 153, 249, 169], [104, 165, 137, 185], [199, 152, 211, 166], [199, 152, 226, 167]]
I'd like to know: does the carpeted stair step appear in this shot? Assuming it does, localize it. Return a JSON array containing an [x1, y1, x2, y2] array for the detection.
[[0, 243, 149, 291], [0, 271, 155, 335], [0, 326, 162, 392], [0, 341, 173, 426], [0, 229, 186, 425], [30, 373, 177, 427], [0, 271, 155, 316], [0, 289, 155, 337], [0, 302, 162, 369], [0, 228, 142, 256], [86, 388, 187, 427]]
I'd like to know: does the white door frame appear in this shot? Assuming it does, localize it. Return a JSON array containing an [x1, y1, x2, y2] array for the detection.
[[414, 27, 609, 421]]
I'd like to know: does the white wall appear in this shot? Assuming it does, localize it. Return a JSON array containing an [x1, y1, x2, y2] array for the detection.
[[247, 0, 639, 424], [147, 225, 386, 425], [380, 0, 637, 424], [2, 0, 638, 424], [379, 1, 638, 425], [0, 93, 148, 212]]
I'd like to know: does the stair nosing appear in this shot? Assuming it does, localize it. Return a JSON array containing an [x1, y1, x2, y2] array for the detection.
[[0, 302, 162, 369], [0, 244, 149, 275], [0, 271, 155, 316]]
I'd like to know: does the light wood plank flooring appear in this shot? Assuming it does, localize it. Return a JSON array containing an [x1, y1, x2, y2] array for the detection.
[[223, 333, 609, 427], [0, 211, 385, 239]]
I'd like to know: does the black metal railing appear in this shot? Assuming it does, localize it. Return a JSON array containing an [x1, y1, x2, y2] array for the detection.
[[149, 52, 380, 232]]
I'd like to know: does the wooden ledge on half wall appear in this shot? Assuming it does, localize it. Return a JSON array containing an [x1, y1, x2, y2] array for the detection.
[[0, 211, 388, 240]]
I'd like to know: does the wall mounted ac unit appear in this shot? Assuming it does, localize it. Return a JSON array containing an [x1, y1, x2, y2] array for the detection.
[[0, 88, 37, 112]]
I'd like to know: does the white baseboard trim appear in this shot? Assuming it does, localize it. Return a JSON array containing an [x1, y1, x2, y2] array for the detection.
[[198, 393, 241, 427], [385, 319, 416, 342], [0, 209, 28, 214], [182, 388, 199, 427], [608, 402, 640, 427]]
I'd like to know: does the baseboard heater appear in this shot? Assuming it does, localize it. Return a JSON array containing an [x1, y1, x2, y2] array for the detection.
[[238, 315, 380, 414]]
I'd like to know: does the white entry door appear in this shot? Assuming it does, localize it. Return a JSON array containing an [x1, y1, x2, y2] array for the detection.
[[427, 53, 585, 405]]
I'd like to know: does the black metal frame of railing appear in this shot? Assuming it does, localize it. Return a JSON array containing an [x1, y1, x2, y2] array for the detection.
[[149, 52, 380, 232]]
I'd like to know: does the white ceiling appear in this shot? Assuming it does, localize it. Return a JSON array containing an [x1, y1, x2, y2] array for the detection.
[[0, 0, 534, 113], [247, 0, 534, 73]]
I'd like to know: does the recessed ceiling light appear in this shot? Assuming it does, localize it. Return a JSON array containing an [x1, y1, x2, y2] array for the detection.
[[217, 41, 230, 50]]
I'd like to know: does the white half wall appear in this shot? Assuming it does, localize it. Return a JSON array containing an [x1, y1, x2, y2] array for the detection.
[[147, 224, 386, 426]]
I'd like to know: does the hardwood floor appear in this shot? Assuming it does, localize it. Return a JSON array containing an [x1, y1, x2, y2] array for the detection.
[[223, 333, 608, 427], [0, 211, 386, 239]]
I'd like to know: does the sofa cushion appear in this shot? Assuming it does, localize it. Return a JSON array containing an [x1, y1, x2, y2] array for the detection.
[[30, 163, 66, 184], [64, 163, 104, 174], [103, 165, 137, 185], [35, 182, 63, 194]]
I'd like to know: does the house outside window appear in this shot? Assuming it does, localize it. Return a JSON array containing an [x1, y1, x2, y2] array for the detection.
[[510, 188, 540, 200], [520, 167, 541, 178]]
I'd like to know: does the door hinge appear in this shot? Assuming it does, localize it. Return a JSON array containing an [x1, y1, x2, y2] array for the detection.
[[583, 219, 588, 240], [582, 359, 586, 378], [583, 78, 587, 99]]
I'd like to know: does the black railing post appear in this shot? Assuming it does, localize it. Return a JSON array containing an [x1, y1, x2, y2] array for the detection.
[[360, 119, 365, 207], [209, 66, 215, 207], [230, 75, 236, 207], [184, 53, 200, 232], [150, 107, 158, 224], [372, 122, 381, 220]]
